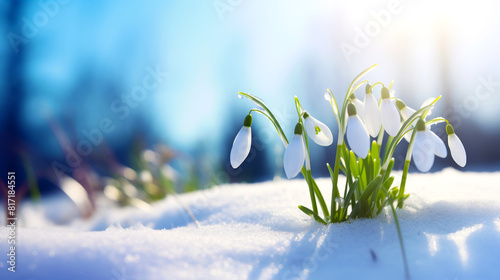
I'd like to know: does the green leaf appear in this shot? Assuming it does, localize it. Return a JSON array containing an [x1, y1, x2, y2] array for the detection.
[[397, 193, 410, 208], [389, 202, 411, 279], [383, 158, 395, 182], [298, 204, 315, 216], [346, 65, 378, 99], [342, 144, 350, 164], [351, 175, 383, 218], [340, 178, 357, 219], [358, 159, 366, 188], [368, 162, 395, 215], [308, 172, 330, 219], [376, 177, 395, 209], [370, 140, 379, 158], [376, 199, 389, 215], [389, 186, 399, 199], [373, 157, 380, 177], [325, 88, 341, 130], [298, 205, 327, 225], [339, 65, 378, 130], [340, 157, 347, 172], [342, 178, 359, 221], [349, 150, 359, 178], [327, 163, 340, 198], [327, 163, 340, 221], [365, 153, 373, 184], [384, 135, 394, 159]]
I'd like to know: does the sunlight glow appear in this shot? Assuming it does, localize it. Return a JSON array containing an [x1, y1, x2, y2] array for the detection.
[[424, 233, 439, 256], [495, 219, 500, 233], [447, 224, 483, 266]]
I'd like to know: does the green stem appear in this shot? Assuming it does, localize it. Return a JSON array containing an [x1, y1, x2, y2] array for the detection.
[[369, 82, 384, 91], [397, 160, 411, 208], [302, 128, 318, 214], [384, 135, 393, 160], [294, 96, 318, 214], [390, 202, 410, 280], [304, 170, 318, 214], [307, 170, 330, 219], [239, 92, 289, 145], [397, 126, 417, 208], [330, 144, 343, 213], [249, 109, 288, 146]]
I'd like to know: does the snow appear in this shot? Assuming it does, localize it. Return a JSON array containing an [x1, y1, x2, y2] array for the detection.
[[1, 168, 500, 280]]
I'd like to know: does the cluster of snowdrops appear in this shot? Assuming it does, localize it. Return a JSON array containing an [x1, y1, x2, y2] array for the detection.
[[229, 65, 466, 224]]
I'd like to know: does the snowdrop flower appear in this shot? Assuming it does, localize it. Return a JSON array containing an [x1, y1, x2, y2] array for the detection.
[[412, 119, 435, 172], [349, 94, 365, 121], [396, 99, 416, 122], [396, 100, 418, 142], [379, 87, 400, 136], [446, 124, 467, 167], [363, 84, 381, 137], [230, 114, 252, 168], [428, 127, 447, 158], [284, 123, 306, 179], [303, 112, 333, 146], [346, 103, 370, 158]]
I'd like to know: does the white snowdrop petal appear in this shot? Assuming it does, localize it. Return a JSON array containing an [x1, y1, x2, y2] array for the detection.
[[364, 94, 381, 137], [412, 131, 435, 172], [353, 98, 365, 121], [448, 133, 467, 167], [401, 106, 416, 121], [346, 115, 370, 158], [304, 116, 333, 146], [230, 127, 252, 168], [380, 99, 401, 136], [428, 130, 447, 158], [284, 134, 306, 179]]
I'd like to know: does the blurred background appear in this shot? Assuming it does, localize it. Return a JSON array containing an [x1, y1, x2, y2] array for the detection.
[[1, 0, 499, 223]]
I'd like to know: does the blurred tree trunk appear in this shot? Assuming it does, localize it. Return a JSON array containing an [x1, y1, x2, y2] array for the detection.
[[2, 0, 26, 174]]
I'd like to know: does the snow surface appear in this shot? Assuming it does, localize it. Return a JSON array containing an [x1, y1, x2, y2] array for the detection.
[[1, 168, 500, 280]]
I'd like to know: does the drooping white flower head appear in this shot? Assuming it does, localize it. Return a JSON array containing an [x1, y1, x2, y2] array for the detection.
[[230, 114, 252, 168], [349, 93, 365, 121], [363, 84, 381, 137], [396, 99, 416, 122], [303, 112, 333, 146], [446, 124, 467, 167], [284, 123, 306, 179], [346, 103, 370, 158], [427, 127, 447, 158], [396, 100, 420, 143], [412, 119, 435, 172], [379, 87, 401, 136]]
